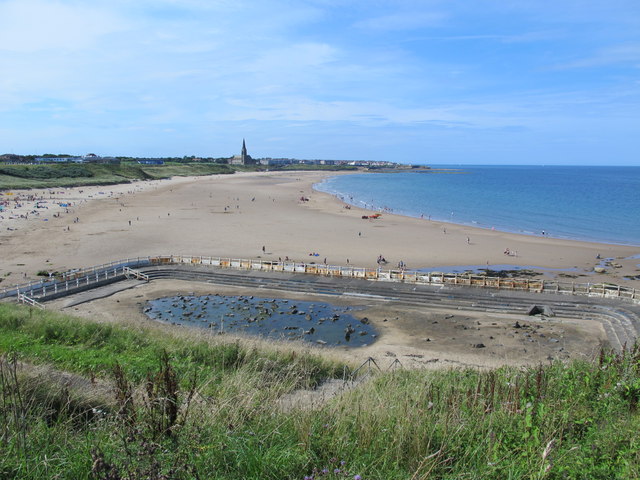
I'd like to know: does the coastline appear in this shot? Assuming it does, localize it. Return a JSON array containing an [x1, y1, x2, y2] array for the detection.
[[0, 170, 638, 290], [314, 167, 640, 247]]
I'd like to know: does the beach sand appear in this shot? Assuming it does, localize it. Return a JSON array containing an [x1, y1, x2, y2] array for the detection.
[[1, 171, 638, 368], [1, 170, 638, 286], [52, 279, 607, 370]]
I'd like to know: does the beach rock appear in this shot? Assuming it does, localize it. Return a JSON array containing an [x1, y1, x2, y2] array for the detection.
[[528, 305, 555, 316], [472, 343, 486, 348]]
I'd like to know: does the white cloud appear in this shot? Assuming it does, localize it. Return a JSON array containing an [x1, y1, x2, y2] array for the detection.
[[354, 11, 446, 31], [0, 0, 129, 52], [551, 43, 640, 70]]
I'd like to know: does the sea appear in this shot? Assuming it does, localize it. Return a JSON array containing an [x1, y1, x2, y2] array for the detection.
[[314, 165, 640, 247]]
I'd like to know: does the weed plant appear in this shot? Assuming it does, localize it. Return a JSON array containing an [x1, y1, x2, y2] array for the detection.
[[0, 303, 638, 479]]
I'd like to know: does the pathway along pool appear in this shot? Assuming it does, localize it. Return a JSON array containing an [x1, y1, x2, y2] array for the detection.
[[144, 294, 378, 347]]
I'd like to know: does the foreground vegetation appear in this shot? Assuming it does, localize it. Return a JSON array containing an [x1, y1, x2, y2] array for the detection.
[[0, 303, 639, 479]]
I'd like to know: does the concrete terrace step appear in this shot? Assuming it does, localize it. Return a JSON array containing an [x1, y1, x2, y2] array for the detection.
[[138, 265, 639, 349], [12, 263, 637, 352]]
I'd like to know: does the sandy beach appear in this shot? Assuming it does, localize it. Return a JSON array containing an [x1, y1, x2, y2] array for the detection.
[[1, 171, 639, 368], [1, 170, 639, 288]]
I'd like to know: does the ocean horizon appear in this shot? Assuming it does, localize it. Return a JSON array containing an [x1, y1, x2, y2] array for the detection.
[[314, 165, 640, 247]]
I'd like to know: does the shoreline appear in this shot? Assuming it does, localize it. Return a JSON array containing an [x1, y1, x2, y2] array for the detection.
[[0, 170, 638, 290], [313, 169, 640, 248]]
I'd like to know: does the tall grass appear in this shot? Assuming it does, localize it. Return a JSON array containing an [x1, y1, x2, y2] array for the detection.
[[0, 303, 341, 387], [0, 303, 638, 479]]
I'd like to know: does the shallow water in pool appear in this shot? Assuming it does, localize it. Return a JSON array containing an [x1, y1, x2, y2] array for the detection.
[[144, 294, 377, 347]]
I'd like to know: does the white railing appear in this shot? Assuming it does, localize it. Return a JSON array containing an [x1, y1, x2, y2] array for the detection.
[[1, 254, 638, 305], [123, 266, 149, 282], [17, 293, 45, 309]]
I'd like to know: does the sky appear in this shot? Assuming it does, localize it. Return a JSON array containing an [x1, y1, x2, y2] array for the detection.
[[1, 0, 639, 165]]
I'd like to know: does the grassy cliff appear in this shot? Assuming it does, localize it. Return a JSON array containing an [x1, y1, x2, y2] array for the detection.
[[0, 303, 638, 479]]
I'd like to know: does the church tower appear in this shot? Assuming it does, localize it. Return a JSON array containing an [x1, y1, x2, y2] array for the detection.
[[230, 138, 254, 165], [241, 139, 248, 163]]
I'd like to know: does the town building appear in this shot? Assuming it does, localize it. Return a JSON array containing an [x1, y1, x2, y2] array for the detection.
[[229, 139, 255, 165]]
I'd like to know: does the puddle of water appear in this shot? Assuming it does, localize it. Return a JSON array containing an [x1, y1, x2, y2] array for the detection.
[[144, 294, 377, 347]]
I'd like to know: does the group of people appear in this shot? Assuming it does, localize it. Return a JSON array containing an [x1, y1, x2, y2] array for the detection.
[[0, 191, 79, 228]]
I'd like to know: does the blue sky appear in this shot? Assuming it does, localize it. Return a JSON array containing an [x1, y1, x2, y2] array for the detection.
[[1, 0, 639, 165]]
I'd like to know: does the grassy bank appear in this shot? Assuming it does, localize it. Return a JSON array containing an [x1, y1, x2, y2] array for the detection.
[[0, 162, 359, 190], [0, 303, 639, 479], [0, 163, 235, 190]]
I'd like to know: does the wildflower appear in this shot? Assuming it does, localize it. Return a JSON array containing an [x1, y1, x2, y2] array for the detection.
[[322, 469, 329, 475], [354, 476, 362, 480], [334, 469, 341, 474]]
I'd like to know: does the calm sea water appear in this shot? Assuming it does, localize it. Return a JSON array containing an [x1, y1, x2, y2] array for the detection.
[[315, 166, 640, 246]]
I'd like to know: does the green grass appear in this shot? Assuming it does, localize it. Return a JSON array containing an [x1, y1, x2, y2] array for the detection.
[[0, 163, 235, 190], [0, 162, 361, 190], [0, 303, 639, 479], [0, 304, 339, 387]]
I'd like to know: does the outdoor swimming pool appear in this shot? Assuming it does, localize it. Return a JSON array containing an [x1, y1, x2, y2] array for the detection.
[[144, 294, 378, 347]]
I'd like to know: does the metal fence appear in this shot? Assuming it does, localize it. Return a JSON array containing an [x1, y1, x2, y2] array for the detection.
[[1, 254, 638, 305]]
